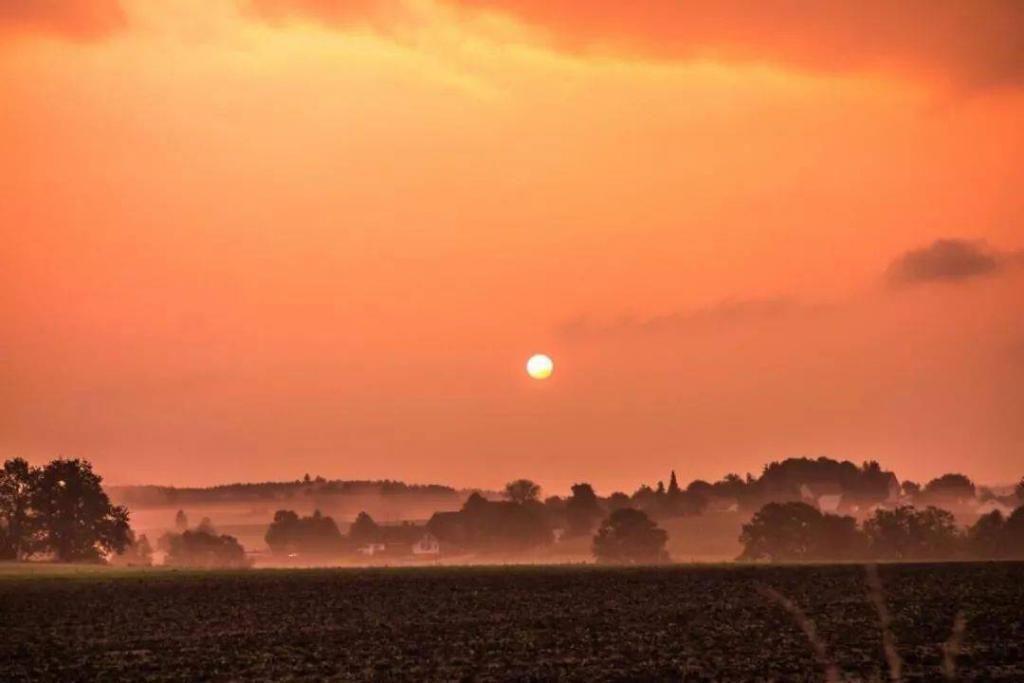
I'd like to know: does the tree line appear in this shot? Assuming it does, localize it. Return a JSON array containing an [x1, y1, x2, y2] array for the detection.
[[261, 485, 671, 565], [111, 478, 460, 509], [739, 501, 1024, 562], [5, 455, 1023, 566]]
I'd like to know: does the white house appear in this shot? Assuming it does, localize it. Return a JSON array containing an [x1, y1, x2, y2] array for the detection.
[[357, 542, 387, 557], [411, 533, 440, 556]]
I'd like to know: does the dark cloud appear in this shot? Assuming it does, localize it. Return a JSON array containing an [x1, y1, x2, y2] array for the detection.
[[558, 297, 824, 339], [0, 0, 126, 41], [247, 0, 1024, 89], [885, 239, 1008, 286]]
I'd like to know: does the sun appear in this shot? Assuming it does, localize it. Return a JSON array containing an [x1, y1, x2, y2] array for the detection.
[[526, 353, 554, 380]]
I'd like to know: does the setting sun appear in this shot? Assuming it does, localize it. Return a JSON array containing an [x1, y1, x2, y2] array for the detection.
[[526, 354, 554, 380]]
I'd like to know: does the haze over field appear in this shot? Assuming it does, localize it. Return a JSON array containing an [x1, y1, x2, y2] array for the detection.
[[2, 1, 1023, 493]]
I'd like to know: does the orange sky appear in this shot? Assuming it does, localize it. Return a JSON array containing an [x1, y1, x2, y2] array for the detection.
[[2, 1, 1023, 493]]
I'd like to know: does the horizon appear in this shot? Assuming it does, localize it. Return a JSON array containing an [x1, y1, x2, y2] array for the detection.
[[96, 458, 1016, 500], [3, 1, 1023, 494]]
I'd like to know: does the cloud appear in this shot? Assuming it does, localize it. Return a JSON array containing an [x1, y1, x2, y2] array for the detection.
[[884, 239, 1012, 286], [0, 0, 126, 41], [246, 0, 1024, 88], [246, 0, 406, 30], [557, 297, 823, 339]]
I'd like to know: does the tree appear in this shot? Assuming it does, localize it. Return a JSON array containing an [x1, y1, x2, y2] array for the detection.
[[1016, 477, 1024, 504], [349, 511, 380, 545], [921, 473, 976, 505], [1005, 506, 1024, 559], [687, 480, 714, 499], [966, 510, 1007, 559], [630, 484, 656, 509], [504, 479, 541, 505], [606, 492, 631, 511], [864, 506, 959, 560], [0, 458, 38, 560], [111, 533, 154, 567], [902, 480, 921, 498], [265, 510, 300, 553], [592, 508, 669, 564], [738, 501, 864, 562], [174, 509, 189, 532], [31, 459, 131, 562], [667, 471, 681, 497], [566, 483, 603, 537], [164, 529, 249, 568], [265, 509, 344, 556], [452, 494, 551, 553]]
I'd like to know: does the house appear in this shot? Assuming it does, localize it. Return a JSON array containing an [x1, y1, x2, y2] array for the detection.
[[426, 510, 467, 545], [357, 542, 387, 557], [412, 532, 441, 556]]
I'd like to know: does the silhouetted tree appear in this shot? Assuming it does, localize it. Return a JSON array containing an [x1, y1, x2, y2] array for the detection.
[[592, 508, 669, 564], [606, 492, 631, 511], [31, 459, 131, 562], [349, 511, 381, 545], [265, 509, 344, 556], [714, 473, 745, 498], [902, 480, 921, 498], [667, 471, 681, 497], [1016, 477, 1024, 504], [164, 529, 249, 568], [504, 479, 541, 505], [0, 458, 38, 560], [687, 479, 714, 499], [1005, 506, 1024, 559], [174, 509, 189, 532], [864, 505, 959, 560], [266, 510, 299, 550], [738, 502, 864, 562], [566, 483, 603, 537], [921, 473, 976, 505], [851, 460, 896, 506], [967, 510, 1008, 559], [723, 457, 901, 513], [453, 493, 550, 553], [112, 533, 154, 567], [197, 517, 215, 534], [631, 484, 656, 508]]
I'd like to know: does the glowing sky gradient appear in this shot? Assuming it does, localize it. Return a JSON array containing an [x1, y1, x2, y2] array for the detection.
[[2, 1, 1023, 492]]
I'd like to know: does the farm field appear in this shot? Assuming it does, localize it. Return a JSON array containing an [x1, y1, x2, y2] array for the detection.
[[2, 563, 1023, 681]]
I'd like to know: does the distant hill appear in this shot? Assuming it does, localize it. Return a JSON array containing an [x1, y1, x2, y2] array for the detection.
[[109, 479, 465, 509]]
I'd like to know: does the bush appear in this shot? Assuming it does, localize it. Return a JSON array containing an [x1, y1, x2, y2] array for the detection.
[[163, 529, 250, 569], [592, 508, 669, 564], [265, 509, 344, 556], [738, 501, 864, 562], [864, 506, 959, 560]]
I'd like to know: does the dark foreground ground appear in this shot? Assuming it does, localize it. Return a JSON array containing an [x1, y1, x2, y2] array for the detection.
[[2, 563, 1023, 681]]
